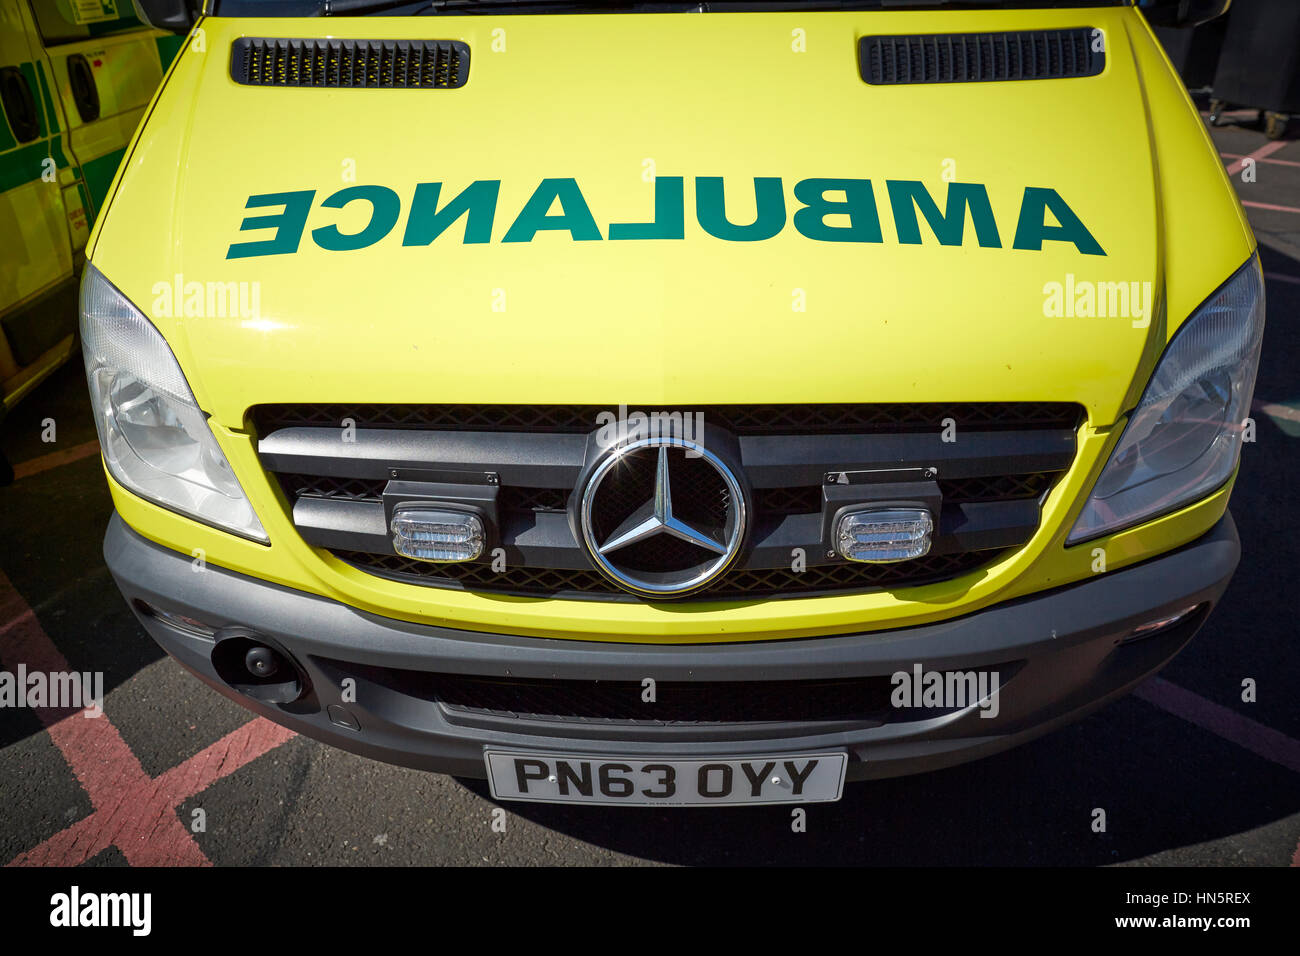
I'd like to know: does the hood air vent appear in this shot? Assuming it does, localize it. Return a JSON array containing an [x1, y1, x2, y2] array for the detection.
[[860, 28, 1102, 85], [231, 38, 469, 89]]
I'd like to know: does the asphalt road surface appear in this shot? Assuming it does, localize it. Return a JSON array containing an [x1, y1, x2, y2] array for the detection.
[[2, 119, 1298, 867]]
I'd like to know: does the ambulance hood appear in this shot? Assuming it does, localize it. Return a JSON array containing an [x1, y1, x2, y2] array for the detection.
[[88, 7, 1255, 429]]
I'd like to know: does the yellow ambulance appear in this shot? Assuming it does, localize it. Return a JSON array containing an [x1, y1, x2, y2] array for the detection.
[[83, 0, 1260, 805]]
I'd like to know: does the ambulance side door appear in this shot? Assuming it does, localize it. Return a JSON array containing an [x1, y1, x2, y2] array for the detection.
[[26, 0, 184, 222], [0, 0, 77, 391]]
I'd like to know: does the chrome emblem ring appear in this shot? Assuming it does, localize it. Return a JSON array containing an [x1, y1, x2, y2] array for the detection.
[[578, 436, 747, 597]]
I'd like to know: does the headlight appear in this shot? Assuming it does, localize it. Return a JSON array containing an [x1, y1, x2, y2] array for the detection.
[[80, 263, 267, 542], [1067, 254, 1265, 544]]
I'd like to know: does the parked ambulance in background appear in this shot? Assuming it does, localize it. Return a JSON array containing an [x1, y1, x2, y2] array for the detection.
[[0, 0, 181, 472]]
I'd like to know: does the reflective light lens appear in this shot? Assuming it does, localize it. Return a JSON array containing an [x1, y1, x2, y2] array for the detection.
[[1126, 604, 1201, 640], [836, 508, 933, 563], [134, 601, 218, 640], [1068, 255, 1265, 544], [80, 263, 267, 542], [392, 509, 485, 562]]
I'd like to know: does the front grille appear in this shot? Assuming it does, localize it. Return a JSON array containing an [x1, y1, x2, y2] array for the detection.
[[860, 28, 1104, 85], [335, 547, 998, 600], [230, 38, 470, 89], [256, 401, 1082, 601]]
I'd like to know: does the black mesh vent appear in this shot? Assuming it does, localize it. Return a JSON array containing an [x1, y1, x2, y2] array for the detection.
[[500, 487, 569, 513], [334, 548, 1000, 601], [278, 473, 384, 502], [253, 401, 1081, 436], [231, 38, 470, 89], [321, 658, 1023, 726], [373, 669, 902, 724], [942, 472, 1054, 503], [860, 28, 1103, 85], [754, 486, 823, 516]]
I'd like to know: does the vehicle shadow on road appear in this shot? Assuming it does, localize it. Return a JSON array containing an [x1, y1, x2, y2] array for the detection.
[[457, 698, 1300, 865], [460, 242, 1300, 867]]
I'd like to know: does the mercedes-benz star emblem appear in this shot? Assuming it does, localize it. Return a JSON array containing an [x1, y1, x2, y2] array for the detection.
[[578, 437, 747, 597]]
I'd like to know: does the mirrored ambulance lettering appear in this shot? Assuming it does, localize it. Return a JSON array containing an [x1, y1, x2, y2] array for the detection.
[[226, 176, 1104, 259]]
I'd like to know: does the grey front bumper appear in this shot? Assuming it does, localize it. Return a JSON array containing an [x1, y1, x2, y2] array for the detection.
[[104, 512, 1240, 782]]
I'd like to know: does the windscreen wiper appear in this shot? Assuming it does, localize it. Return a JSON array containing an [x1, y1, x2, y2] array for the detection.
[[318, 0, 434, 14], [419, 0, 1128, 12], [214, 0, 701, 16], [291, 0, 699, 14]]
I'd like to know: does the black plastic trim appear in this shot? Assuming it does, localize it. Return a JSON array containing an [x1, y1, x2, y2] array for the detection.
[[230, 37, 470, 89], [860, 28, 1105, 85]]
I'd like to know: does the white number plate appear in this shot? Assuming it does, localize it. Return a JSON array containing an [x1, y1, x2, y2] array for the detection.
[[485, 751, 848, 806]]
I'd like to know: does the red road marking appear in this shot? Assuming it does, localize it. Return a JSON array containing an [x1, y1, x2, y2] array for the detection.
[[1201, 109, 1259, 120], [1241, 199, 1300, 215], [1220, 150, 1300, 169], [0, 570, 294, 867], [1254, 399, 1300, 424], [1222, 140, 1289, 178], [10, 440, 100, 480], [8, 720, 294, 867], [1131, 677, 1300, 775]]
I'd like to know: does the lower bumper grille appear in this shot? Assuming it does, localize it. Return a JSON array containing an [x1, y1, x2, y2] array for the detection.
[[330, 663, 904, 724]]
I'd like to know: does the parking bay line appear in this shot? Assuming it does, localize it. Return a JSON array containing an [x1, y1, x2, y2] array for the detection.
[[1221, 151, 1300, 170], [1264, 272, 1300, 287], [1254, 398, 1300, 425], [1222, 140, 1290, 178], [1131, 677, 1300, 776], [0, 569, 294, 866], [9, 440, 100, 480], [1240, 199, 1300, 215]]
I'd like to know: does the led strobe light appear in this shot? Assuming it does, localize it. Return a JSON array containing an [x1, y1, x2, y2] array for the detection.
[[836, 508, 933, 563], [391, 509, 485, 563]]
